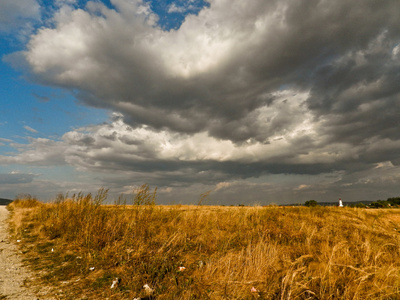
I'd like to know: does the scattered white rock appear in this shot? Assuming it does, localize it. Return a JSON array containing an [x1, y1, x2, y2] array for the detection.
[[89, 267, 95, 271], [178, 266, 186, 272], [143, 283, 154, 295], [110, 277, 120, 289]]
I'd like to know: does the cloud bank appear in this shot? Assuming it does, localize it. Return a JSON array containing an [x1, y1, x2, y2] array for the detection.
[[3, 0, 400, 203]]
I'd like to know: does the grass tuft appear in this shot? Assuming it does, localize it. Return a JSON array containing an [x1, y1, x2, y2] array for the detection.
[[8, 197, 42, 209]]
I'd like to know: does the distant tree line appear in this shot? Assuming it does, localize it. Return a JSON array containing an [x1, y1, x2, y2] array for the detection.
[[304, 197, 400, 208], [366, 197, 400, 208]]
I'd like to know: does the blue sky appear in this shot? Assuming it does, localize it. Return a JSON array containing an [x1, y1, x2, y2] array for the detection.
[[1, 0, 400, 204]]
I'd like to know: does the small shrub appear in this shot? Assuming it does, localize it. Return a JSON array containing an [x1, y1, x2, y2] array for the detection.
[[9, 197, 42, 209], [305, 200, 318, 207]]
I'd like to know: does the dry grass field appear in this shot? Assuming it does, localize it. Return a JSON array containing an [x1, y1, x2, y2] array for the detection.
[[7, 190, 400, 299]]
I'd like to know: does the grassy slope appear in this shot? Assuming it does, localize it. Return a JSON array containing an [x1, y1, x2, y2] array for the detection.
[[7, 197, 400, 299]]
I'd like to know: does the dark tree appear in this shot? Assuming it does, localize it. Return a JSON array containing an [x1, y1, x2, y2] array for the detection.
[[305, 200, 318, 207]]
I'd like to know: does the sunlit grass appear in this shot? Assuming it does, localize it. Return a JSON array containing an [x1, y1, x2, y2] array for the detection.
[[7, 189, 400, 299]]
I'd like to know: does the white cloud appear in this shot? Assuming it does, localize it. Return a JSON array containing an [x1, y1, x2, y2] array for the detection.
[[0, 138, 66, 166], [0, 138, 13, 143], [168, 3, 186, 13], [23, 125, 38, 133], [167, 0, 208, 14], [55, 0, 77, 7]]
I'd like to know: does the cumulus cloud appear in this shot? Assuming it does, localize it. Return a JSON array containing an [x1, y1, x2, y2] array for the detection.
[[0, 138, 66, 166], [15, 0, 399, 146], [2, 111, 400, 203]]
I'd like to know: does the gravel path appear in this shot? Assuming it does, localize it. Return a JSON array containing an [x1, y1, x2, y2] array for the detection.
[[0, 205, 38, 299]]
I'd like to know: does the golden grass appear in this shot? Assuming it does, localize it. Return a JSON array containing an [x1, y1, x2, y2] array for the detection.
[[7, 192, 400, 299]]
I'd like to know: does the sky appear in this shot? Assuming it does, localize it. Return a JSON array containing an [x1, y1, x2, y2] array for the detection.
[[1, 0, 400, 205]]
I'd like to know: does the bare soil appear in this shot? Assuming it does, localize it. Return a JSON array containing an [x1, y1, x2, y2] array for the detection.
[[0, 206, 39, 299]]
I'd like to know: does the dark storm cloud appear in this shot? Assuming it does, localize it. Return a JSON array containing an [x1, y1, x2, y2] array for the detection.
[[58, 118, 376, 188], [308, 36, 400, 144], [16, 0, 400, 144], [72, 136, 96, 146]]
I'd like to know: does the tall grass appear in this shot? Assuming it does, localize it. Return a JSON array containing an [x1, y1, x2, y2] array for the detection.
[[8, 190, 400, 299]]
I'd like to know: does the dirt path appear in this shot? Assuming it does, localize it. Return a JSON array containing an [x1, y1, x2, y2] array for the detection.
[[0, 205, 38, 299]]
